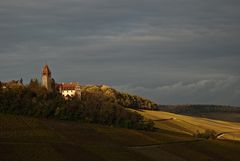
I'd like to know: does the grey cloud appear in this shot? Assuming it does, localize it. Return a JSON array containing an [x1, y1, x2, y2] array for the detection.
[[0, 0, 240, 105], [114, 76, 240, 106]]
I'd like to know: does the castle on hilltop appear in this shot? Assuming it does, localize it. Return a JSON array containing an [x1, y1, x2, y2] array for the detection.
[[41, 64, 81, 99]]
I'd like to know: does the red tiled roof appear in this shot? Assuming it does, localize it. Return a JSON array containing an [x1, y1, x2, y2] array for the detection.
[[59, 83, 78, 90]]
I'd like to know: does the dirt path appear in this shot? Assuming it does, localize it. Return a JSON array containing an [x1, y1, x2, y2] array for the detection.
[[127, 139, 204, 149]]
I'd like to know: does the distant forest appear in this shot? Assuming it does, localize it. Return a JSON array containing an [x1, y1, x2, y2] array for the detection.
[[158, 104, 240, 114]]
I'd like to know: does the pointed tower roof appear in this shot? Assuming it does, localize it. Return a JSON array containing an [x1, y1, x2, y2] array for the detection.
[[42, 64, 51, 75]]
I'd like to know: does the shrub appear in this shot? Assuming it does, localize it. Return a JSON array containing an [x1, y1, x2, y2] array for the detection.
[[194, 129, 217, 139]]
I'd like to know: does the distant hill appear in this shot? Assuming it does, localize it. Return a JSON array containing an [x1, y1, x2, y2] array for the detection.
[[157, 104, 240, 122], [80, 85, 158, 110], [158, 104, 240, 114]]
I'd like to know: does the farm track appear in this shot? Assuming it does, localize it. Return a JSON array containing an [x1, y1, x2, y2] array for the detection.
[[128, 139, 205, 149], [0, 138, 204, 151]]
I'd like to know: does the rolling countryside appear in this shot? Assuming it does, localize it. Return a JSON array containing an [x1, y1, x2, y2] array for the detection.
[[1, 0, 240, 160], [1, 112, 240, 161]]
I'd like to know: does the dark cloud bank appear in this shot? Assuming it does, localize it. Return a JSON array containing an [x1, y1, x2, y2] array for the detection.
[[0, 0, 240, 105]]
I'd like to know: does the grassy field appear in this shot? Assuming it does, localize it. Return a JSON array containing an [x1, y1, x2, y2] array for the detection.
[[135, 110, 240, 141], [1, 113, 240, 161]]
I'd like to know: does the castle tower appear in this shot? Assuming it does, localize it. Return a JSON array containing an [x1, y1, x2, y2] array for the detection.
[[42, 64, 52, 91]]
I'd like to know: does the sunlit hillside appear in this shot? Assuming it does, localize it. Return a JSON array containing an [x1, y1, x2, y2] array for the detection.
[[81, 85, 158, 109], [134, 110, 240, 141]]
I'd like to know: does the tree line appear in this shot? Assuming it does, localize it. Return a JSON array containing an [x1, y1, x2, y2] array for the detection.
[[158, 104, 240, 114], [0, 80, 154, 130]]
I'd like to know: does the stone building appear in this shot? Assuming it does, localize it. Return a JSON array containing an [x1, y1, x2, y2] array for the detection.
[[42, 64, 53, 91], [41, 64, 81, 99], [58, 82, 81, 99]]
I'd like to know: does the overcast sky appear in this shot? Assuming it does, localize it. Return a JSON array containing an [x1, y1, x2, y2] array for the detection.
[[0, 0, 240, 105]]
